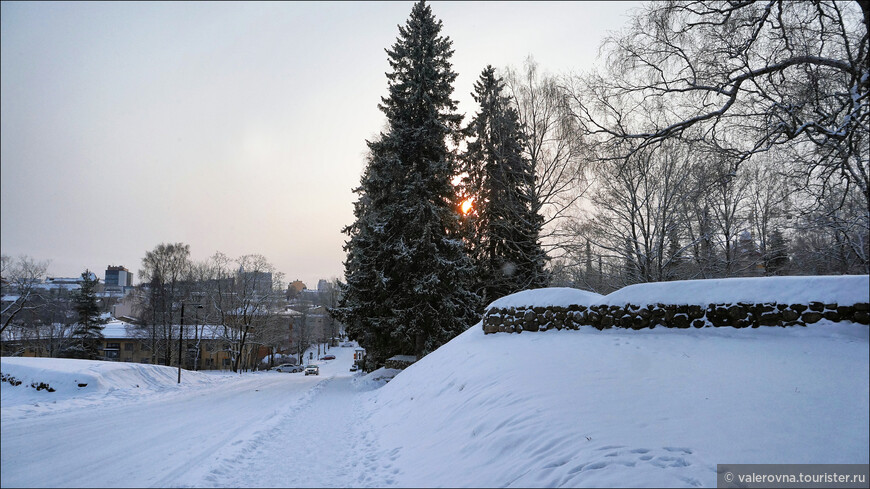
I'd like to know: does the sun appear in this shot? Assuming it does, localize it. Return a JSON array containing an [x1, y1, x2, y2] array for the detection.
[[460, 197, 474, 215]]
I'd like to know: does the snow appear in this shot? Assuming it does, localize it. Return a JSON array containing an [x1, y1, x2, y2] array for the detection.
[[486, 287, 605, 310], [2, 276, 868, 488], [0, 357, 220, 417], [367, 321, 869, 487], [602, 275, 869, 307]]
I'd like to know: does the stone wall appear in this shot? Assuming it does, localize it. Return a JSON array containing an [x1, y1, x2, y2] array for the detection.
[[482, 301, 870, 334], [385, 355, 417, 370]]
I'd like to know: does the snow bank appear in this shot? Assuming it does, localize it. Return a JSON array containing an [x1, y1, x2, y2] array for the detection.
[[354, 367, 402, 389], [602, 275, 869, 307], [0, 357, 217, 409], [365, 321, 869, 487], [485, 287, 604, 310]]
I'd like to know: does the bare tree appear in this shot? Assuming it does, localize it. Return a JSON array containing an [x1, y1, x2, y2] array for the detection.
[[138, 243, 191, 365], [201, 252, 284, 373], [1, 255, 49, 335], [504, 56, 592, 254], [569, 0, 868, 272], [580, 139, 695, 286]]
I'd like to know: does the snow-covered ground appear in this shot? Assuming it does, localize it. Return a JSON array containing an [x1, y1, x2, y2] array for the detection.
[[366, 320, 868, 487], [2, 277, 868, 488], [1, 343, 374, 488]]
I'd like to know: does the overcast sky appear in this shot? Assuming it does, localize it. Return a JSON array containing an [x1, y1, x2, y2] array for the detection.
[[1, 1, 640, 288]]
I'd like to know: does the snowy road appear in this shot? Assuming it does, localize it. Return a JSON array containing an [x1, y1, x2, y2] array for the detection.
[[1, 347, 392, 488]]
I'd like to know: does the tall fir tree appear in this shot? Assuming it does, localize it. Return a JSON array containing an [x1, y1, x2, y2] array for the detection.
[[334, 0, 479, 369], [764, 228, 790, 275], [461, 66, 547, 306], [66, 269, 106, 359]]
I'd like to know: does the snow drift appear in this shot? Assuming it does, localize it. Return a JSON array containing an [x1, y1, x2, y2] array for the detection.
[[363, 276, 870, 487], [485, 287, 604, 311], [0, 357, 218, 417], [601, 275, 869, 307], [366, 322, 869, 487]]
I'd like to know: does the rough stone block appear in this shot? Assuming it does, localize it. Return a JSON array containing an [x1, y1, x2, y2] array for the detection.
[[672, 313, 689, 328], [823, 311, 841, 322], [781, 309, 800, 322], [727, 304, 746, 320], [735, 318, 752, 328], [802, 311, 823, 323], [837, 305, 855, 317], [759, 312, 781, 326]]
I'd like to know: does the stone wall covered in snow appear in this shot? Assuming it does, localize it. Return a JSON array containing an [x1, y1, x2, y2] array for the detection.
[[482, 276, 870, 334], [482, 301, 870, 334]]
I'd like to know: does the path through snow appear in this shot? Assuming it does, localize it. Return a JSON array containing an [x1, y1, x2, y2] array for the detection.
[[1, 345, 396, 488]]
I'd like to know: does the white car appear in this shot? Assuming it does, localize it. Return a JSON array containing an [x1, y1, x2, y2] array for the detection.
[[304, 365, 319, 376], [272, 363, 303, 373]]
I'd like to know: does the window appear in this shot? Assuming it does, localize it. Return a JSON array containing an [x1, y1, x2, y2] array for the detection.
[[105, 350, 119, 359], [124, 343, 134, 351], [206, 358, 214, 366], [223, 358, 231, 366], [106, 342, 120, 350]]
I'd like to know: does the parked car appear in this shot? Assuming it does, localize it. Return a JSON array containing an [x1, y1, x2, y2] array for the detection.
[[304, 365, 319, 376], [349, 364, 359, 372], [272, 363, 302, 373], [320, 354, 336, 361]]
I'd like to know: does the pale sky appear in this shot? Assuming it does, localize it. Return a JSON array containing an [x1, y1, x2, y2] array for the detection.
[[1, 1, 641, 288]]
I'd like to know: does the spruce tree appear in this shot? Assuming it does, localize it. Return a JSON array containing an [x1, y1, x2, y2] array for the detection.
[[764, 228, 790, 275], [461, 66, 547, 306], [66, 269, 106, 359], [334, 0, 479, 369]]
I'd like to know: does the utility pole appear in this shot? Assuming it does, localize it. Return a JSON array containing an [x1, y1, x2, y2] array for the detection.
[[178, 302, 203, 382], [178, 302, 185, 384]]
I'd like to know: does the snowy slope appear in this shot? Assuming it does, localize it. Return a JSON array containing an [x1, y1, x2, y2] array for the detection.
[[365, 320, 869, 487], [1, 357, 220, 416], [2, 277, 868, 488]]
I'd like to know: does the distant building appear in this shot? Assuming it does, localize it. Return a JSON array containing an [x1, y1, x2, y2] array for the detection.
[[237, 266, 272, 296], [38, 272, 99, 295], [104, 265, 134, 296], [287, 280, 306, 300], [105, 266, 133, 287]]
